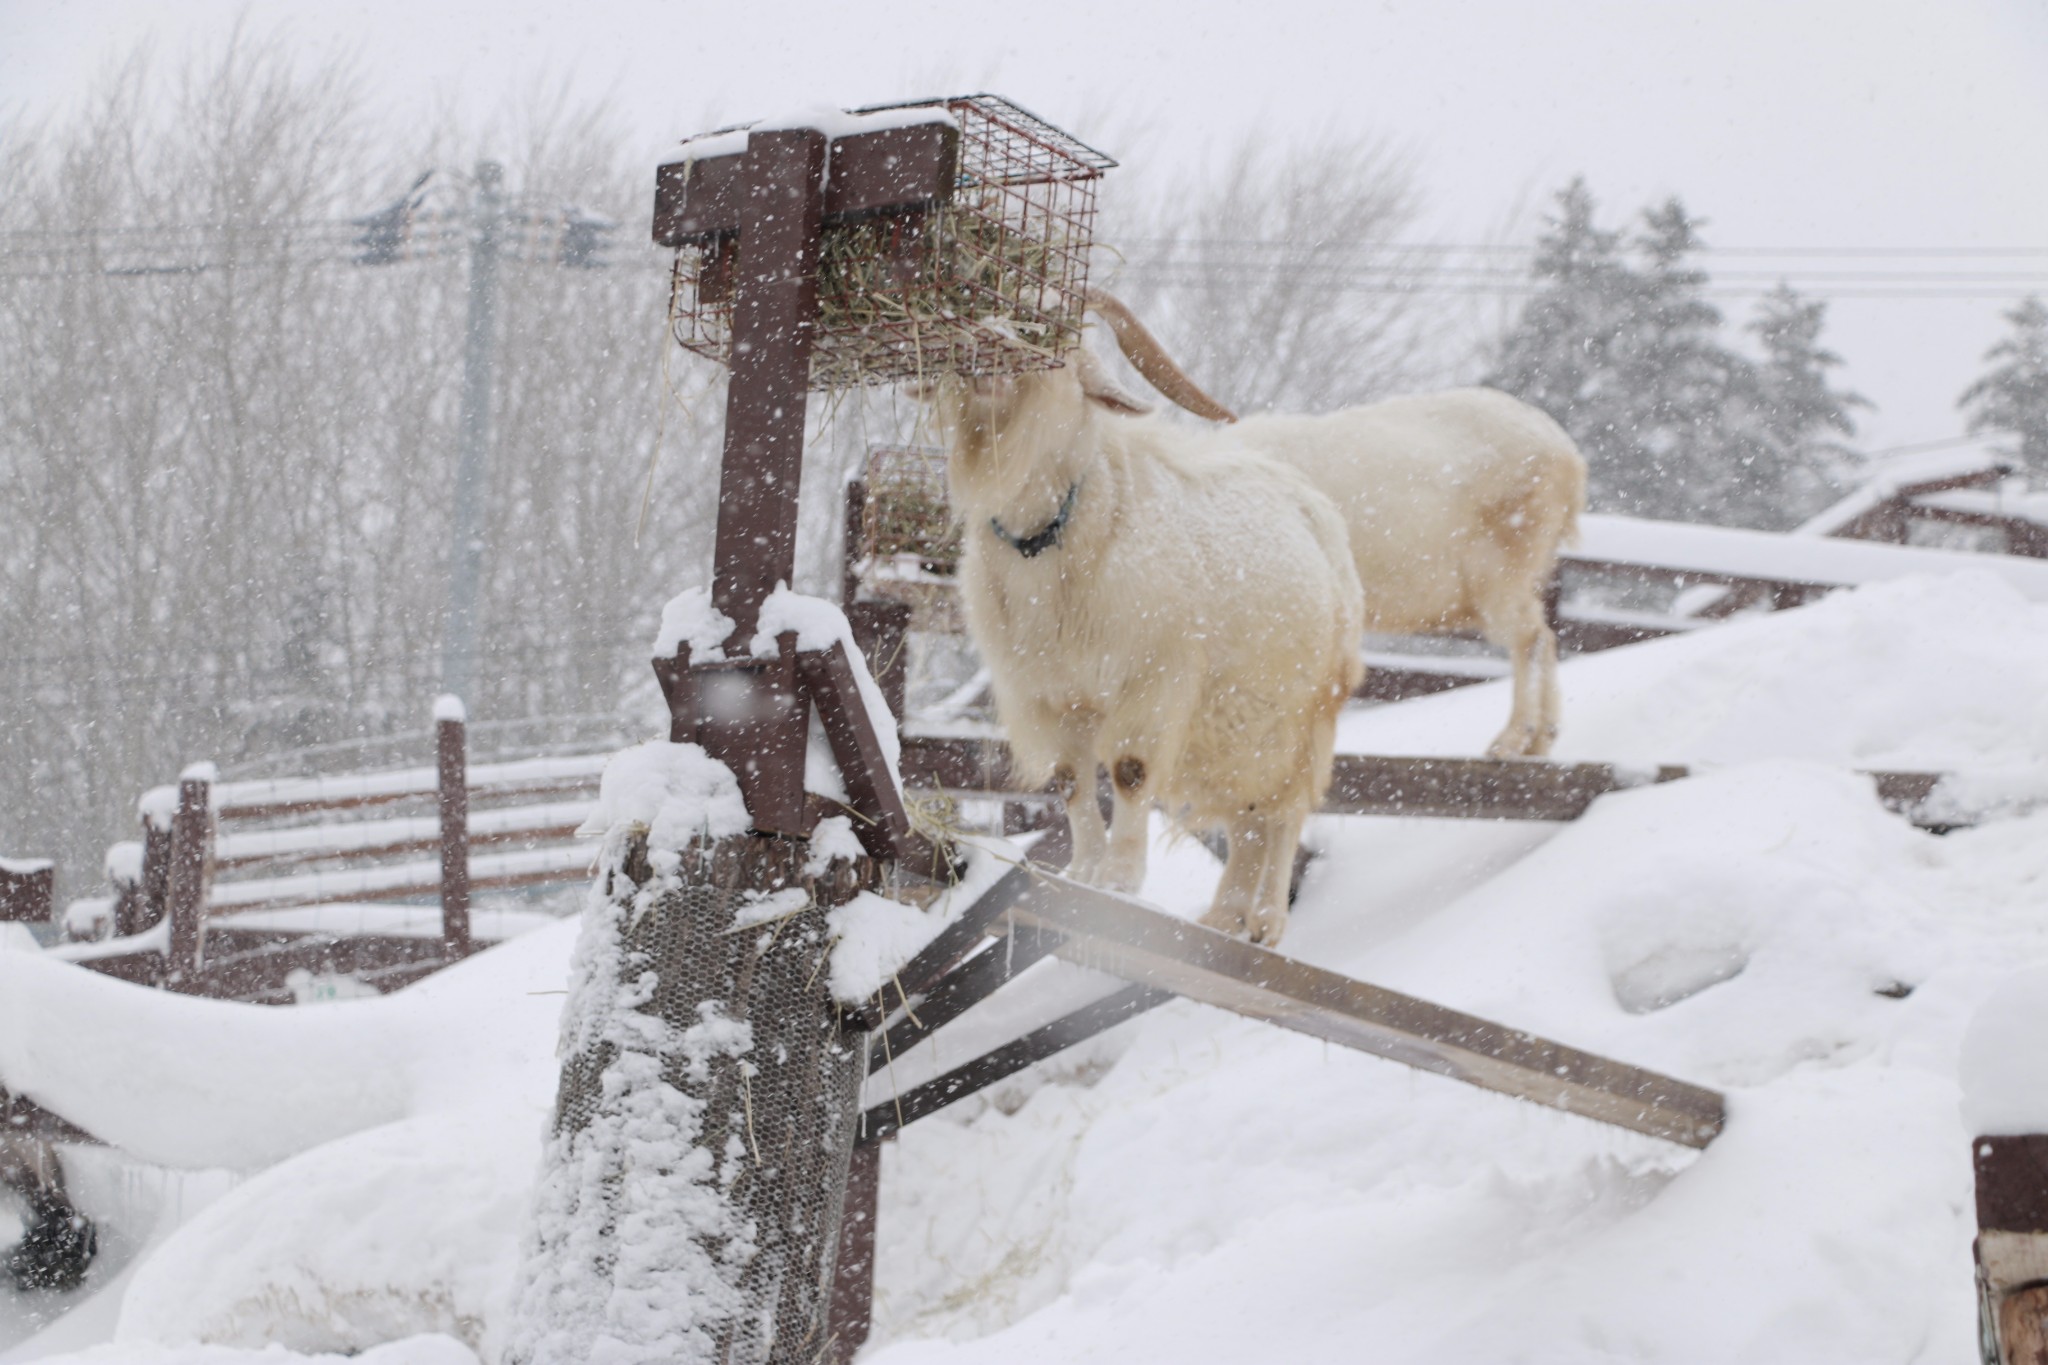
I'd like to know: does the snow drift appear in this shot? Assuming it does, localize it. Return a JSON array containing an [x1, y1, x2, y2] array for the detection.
[[11, 573, 2048, 1363]]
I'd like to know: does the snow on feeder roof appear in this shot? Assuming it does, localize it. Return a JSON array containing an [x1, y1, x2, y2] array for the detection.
[[654, 94, 1115, 391]]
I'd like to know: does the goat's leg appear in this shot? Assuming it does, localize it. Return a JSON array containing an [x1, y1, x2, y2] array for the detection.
[[1483, 599, 1554, 758], [1054, 756, 1108, 883], [1202, 812, 1264, 938], [1243, 806, 1307, 947], [1098, 753, 1152, 896], [1532, 623, 1562, 755]]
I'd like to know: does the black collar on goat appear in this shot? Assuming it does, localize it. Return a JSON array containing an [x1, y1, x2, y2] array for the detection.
[[989, 480, 1081, 559]]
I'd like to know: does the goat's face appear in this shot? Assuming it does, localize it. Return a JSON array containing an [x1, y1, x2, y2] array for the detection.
[[917, 349, 1151, 462]]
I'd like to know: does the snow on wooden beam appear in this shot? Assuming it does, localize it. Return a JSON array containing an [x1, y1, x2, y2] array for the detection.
[[1003, 870, 1725, 1149], [206, 843, 593, 913], [1568, 513, 2048, 601], [212, 753, 606, 821], [894, 736, 1957, 829]]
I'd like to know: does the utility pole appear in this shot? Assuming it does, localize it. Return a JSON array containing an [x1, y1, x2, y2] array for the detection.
[[441, 160, 503, 709]]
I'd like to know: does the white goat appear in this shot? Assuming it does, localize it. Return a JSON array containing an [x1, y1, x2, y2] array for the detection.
[[1092, 294, 1588, 758], [926, 347, 1364, 944]]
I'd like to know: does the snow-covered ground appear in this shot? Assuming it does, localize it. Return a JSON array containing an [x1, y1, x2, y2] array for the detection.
[[9, 570, 2048, 1363]]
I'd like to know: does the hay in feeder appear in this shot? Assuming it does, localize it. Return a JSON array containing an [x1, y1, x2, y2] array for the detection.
[[665, 94, 1114, 391], [861, 445, 960, 572]]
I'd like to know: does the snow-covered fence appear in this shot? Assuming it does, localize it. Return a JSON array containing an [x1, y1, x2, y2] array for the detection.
[[55, 703, 605, 1003]]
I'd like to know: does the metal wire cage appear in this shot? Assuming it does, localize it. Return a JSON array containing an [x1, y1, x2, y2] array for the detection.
[[666, 94, 1115, 390], [861, 445, 960, 571]]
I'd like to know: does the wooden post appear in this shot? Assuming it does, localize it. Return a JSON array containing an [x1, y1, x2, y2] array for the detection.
[[0, 858, 54, 923], [138, 786, 175, 931], [436, 697, 472, 957], [567, 115, 962, 1365], [106, 842, 146, 938], [1975, 1135, 2048, 1364], [846, 600, 912, 723], [842, 477, 867, 609], [164, 764, 215, 988], [824, 1137, 883, 1365]]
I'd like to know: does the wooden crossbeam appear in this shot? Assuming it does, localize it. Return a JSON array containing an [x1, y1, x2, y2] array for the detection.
[[995, 871, 1725, 1148], [897, 735, 1956, 829], [867, 918, 1067, 1074], [861, 983, 1174, 1144], [653, 122, 959, 248]]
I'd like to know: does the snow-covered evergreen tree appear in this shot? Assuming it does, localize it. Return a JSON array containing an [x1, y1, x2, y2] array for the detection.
[[1485, 178, 1634, 470], [1488, 182, 1863, 529], [1737, 283, 1868, 518], [1607, 198, 1750, 521], [1959, 295, 2048, 478]]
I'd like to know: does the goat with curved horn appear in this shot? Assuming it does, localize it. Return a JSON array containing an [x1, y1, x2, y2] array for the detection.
[[1083, 290, 1586, 758], [1083, 289, 1239, 424]]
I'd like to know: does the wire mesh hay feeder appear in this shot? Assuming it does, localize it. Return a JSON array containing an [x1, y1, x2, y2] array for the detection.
[[658, 95, 1115, 390], [861, 445, 960, 572]]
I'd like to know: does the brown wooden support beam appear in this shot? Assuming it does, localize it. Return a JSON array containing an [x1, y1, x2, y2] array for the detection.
[[165, 770, 214, 988], [800, 639, 918, 863], [842, 478, 867, 609], [1006, 871, 1725, 1148], [896, 735, 1958, 830], [710, 129, 828, 642], [140, 812, 172, 931], [437, 708, 471, 957], [0, 859, 53, 923], [654, 122, 959, 249], [1320, 753, 1690, 821], [861, 983, 1175, 1145], [1975, 1133, 2048, 1364], [868, 919, 1067, 1074], [823, 1138, 883, 1365], [845, 600, 912, 723]]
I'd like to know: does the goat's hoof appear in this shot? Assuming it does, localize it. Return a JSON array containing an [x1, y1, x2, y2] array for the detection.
[[1199, 907, 1247, 937], [1485, 732, 1536, 759], [1246, 910, 1288, 948]]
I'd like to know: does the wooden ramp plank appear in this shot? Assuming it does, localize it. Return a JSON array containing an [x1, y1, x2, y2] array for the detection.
[[1003, 871, 1725, 1149]]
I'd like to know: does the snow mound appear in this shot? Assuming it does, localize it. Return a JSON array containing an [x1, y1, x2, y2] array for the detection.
[[26, 571, 2048, 1364], [1960, 965, 2048, 1137], [115, 1110, 531, 1360], [1344, 572, 2048, 789], [572, 742, 749, 849]]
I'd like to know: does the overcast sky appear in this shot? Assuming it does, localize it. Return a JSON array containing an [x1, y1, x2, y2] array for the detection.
[[4, 0, 2045, 451]]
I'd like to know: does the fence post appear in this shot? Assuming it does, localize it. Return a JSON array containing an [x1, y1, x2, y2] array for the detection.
[[0, 858, 54, 924], [846, 600, 911, 724], [842, 478, 867, 609], [138, 787, 176, 931], [436, 696, 471, 956], [824, 1138, 884, 1364], [164, 763, 215, 989], [106, 842, 146, 938]]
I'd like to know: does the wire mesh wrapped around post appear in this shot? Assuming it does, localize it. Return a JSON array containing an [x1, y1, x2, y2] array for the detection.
[[666, 94, 1115, 390], [508, 829, 879, 1365]]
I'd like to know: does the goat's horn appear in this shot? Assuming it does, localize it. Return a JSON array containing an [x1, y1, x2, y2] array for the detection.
[[1083, 288, 1238, 423]]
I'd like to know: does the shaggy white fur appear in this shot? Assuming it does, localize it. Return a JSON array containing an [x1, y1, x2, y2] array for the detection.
[[1236, 387, 1586, 757], [928, 354, 1363, 944]]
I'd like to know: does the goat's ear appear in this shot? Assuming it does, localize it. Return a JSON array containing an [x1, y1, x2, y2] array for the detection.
[[1073, 347, 1152, 417]]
